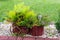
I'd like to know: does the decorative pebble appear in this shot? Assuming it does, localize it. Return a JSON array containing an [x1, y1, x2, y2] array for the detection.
[[0, 21, 59, 38]]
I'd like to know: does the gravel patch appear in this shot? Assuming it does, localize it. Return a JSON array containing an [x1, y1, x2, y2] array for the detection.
[[0, 21, 59, 38], [0, 21, 12, 36]]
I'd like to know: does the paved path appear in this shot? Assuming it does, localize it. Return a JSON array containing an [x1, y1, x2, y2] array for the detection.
[[0, 36, 59, 40]]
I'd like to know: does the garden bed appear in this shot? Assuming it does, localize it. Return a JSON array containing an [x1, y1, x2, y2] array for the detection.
[[0, 21, 59, 38]]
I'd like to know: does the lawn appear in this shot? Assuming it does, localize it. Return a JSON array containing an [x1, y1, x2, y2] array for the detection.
[[0, 0, 60, 22]]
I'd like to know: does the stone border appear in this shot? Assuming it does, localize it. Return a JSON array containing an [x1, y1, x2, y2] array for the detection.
[[0, 36, 59, 40]]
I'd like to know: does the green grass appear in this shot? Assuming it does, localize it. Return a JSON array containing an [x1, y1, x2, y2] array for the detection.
[[0, 0, 14, 21], [0, 0, 60, 22], [22, 0, 60, 22]]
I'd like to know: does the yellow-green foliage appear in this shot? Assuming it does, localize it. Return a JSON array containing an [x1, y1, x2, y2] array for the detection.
[[7, 3, 37, 28], [14, 2, 30, 13], [25, 10, 36, 19], [8, 11, 16, 19], [7, 2, 51, 28]]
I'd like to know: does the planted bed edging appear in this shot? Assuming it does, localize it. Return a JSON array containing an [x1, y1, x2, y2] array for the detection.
[[0, 36, 59, 40]]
